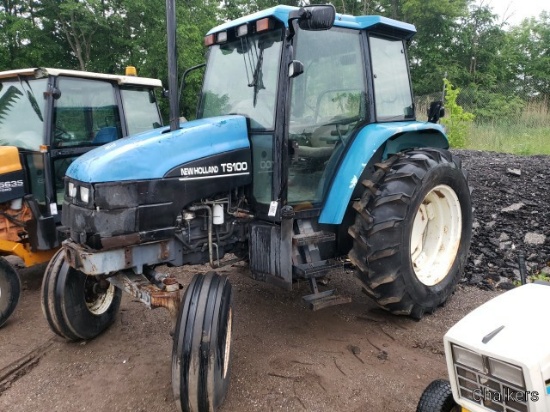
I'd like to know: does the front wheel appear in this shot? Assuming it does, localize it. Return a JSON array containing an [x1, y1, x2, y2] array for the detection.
[[349, 148, 472, 319], [41, 249, 122, 341], [0, 257, 21, 327], [172, 271, 233, 412], [417, 379, 460, 412]]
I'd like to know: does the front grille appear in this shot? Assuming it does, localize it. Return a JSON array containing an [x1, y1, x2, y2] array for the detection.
[[454, 363, 529, 412]]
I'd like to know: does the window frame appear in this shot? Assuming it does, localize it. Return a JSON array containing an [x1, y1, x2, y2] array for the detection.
[[367, 34, 415, 122]]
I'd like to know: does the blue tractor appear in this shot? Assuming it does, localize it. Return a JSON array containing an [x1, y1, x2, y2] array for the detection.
[[42, 5, 472, 411]]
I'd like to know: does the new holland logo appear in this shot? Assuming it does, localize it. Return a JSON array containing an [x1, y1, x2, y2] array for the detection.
[[180, 166, 219, 176], [179, 162, 249, 181]]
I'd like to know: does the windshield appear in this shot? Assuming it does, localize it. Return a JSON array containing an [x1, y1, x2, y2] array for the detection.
[[198, 28, 283, 130], [0, 77, 47, 151], [121, 87, 162, 135]]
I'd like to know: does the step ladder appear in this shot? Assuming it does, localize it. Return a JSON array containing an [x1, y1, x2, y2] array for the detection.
[[292, 219, 351, 310]]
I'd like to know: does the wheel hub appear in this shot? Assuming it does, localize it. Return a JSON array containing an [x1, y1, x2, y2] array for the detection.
[[411, 184, 462, 286], [84, 277, 116, 315]]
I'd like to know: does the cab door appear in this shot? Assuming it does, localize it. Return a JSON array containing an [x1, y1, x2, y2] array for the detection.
[[287, 27, 367, 209]]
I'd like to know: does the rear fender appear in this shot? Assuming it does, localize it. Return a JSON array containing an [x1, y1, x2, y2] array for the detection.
[[319, 122, 448, 224]]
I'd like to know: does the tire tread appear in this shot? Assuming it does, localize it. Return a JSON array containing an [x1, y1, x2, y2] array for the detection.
[[350, 148, 472, 319]]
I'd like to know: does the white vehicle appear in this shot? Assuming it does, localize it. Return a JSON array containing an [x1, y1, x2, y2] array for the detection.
[[417, 282, 550, 412]]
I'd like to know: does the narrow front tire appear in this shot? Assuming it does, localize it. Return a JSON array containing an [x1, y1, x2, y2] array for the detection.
[[41, 249, 122, 341], [172, 271, 233, 412]]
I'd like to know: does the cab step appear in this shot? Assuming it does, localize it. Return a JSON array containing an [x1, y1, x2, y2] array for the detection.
[[302, 278, 351, 311], [292, 231, 335, 246], [293, 258, 342, 279]]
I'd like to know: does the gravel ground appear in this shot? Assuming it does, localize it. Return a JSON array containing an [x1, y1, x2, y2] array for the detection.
[[456, 150, 550, 289]]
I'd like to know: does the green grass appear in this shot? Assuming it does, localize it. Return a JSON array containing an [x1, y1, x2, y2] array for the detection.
[[463, 100, 550, 155], [465, 123, 550, 155]]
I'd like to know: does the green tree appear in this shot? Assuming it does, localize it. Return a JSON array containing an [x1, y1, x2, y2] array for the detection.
[[506, 13, 550, 100], [0, 1, 51, 68]]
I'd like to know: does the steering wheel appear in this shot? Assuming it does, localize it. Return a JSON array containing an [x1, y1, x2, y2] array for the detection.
[[315, 115, 361, 146], [54, 126, 74, 143], [324, 114, 361, 127]]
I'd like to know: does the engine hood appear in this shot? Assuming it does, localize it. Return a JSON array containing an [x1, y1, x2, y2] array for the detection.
[[445, 283, 550, 369], [66, 115, 249, 183]]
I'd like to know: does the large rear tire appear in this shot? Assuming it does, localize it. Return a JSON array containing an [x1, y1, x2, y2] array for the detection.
[[349, 148, 472, 319], [417, 379, 460, 412], [172, 271, 233, 412], [41, 249, 122, 341], [0, 257, 21, 328]]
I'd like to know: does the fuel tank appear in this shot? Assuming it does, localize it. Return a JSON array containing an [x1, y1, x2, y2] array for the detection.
[[62, 115, 251, 249]]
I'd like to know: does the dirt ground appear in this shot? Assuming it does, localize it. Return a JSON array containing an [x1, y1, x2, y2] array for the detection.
[[0, 260, 498, 412]]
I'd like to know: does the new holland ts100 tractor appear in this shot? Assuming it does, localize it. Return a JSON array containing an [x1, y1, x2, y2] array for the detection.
[[42, 5, 473, 411], [0, 67, 163, 327]]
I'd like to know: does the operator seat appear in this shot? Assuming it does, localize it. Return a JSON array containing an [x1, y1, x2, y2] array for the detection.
[[297, 123, 336, 159], [92, 127, 118, 144]]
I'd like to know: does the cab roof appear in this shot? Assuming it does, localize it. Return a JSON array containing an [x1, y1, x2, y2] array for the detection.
[[207, 5, 416, 40], [0, 68, 162, 88]]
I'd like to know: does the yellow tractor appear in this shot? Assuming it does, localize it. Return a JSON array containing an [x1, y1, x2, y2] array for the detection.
[[0, 67, 163, 326]]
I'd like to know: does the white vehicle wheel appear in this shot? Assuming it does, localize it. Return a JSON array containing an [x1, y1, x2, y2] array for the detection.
[[411, 184, 462, 286]]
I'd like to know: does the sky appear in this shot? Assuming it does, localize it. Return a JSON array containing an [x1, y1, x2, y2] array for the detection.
[[481, 0, 548, 25]]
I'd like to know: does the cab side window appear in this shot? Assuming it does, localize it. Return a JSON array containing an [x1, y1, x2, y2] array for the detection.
[[369, 36, 414, 121], [53, 78, 121, 148]]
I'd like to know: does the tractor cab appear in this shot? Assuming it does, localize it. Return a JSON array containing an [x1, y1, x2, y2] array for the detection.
[[198, 5, 417, 221]]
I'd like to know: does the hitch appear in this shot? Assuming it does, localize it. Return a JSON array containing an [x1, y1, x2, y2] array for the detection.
[[107, 270, 183, 335]]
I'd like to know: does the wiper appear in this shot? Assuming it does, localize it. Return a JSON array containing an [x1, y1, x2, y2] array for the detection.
[[241, 36, 266, 107], [248, 47, 265, 106]]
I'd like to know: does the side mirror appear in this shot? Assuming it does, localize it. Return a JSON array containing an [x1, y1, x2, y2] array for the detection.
[[427, 100, 445, 123], [287, 4, 335, 39], [288, 61, 304, 78]]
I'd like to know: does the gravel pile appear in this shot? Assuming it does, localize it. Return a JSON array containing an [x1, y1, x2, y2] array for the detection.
[[455, 150, 550, 290]]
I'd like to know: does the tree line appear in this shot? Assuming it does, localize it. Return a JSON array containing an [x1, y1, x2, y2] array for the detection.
[[1, 0, 548, 121]]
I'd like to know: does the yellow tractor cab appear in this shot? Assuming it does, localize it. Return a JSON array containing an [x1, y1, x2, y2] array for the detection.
[[0, 67, 163, 326]]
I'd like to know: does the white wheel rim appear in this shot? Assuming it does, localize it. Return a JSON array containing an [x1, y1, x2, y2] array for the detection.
[[86, 280, 116, 315], [410, 184, 462, 286], [222, 308, 232, 379]]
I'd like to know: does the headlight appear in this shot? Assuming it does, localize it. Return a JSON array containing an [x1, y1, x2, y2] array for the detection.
[[488, 357, 524, 388], [80, 186, 90, 203], [68, 182, 77, 198], [452, 344, 485, 372]]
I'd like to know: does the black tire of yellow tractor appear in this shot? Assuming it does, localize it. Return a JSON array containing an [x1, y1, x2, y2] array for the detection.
[[172, 271, 233, 412], [41, 249, 122, 341], [416, 379, 459, 412], [0, 257, 21, 328], [348, 148, 472, 319]]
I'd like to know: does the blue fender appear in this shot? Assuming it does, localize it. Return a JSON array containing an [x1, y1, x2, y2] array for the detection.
[[67, 116, 249, 183], [318, 121, 448, 224]]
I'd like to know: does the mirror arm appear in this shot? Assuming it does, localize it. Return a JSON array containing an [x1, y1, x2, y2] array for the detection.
[[286, 8, 307, 40]]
